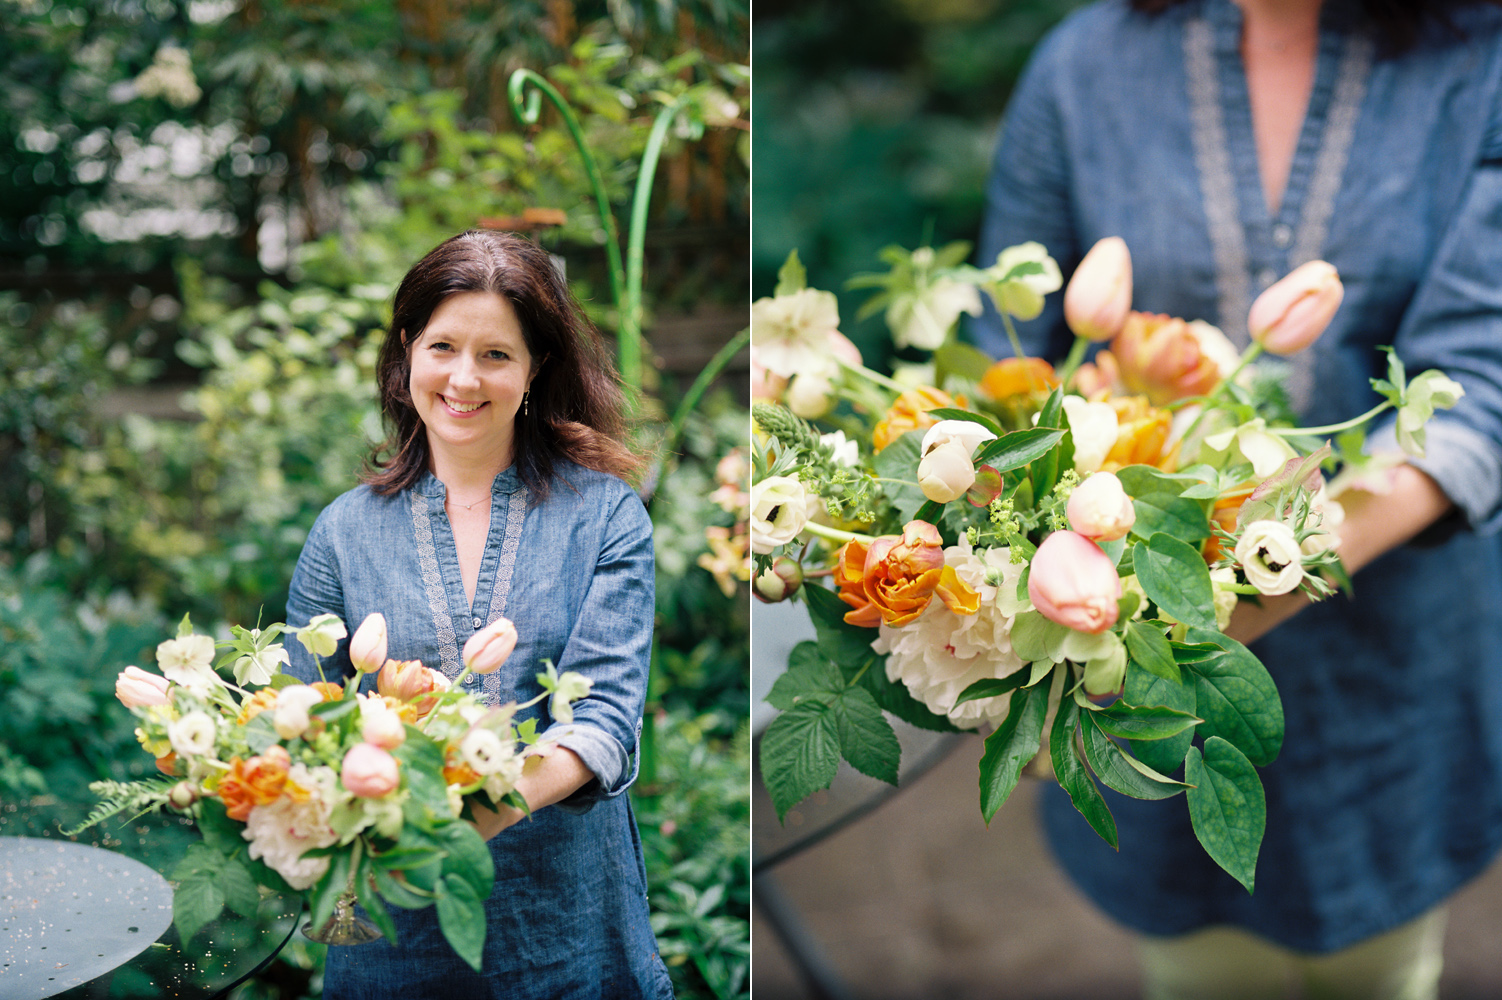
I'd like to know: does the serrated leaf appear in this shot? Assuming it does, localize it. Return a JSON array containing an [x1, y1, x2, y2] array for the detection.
[[1124, 665, 1197, 776], [1185, 739, 1266, 893], [1091, 701, 1201, 741], [954, 672, 1029, 706], [802, 584, 878, 666], [1130, 493, 1211, 543], [978, 683, 1048, 823], [760, 703, 842, 821], [173, 871, 224, 944], [219, 858, 261, 918], [1125, 620, 1179, 683], [1050, 699, 1117, 847], [1134, 535, 1216, 629], [831, 686, 900, 785], [1080, 714, 1189, 800], [765, 642, 843, 711], [436, 873, 486, 971], [1182, 626, 1283, 767]]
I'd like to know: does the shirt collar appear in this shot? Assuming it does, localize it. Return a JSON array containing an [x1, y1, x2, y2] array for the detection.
[[413, 465, 523, 498]]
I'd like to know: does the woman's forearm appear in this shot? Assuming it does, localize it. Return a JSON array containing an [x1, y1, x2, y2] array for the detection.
[[1224, 464, 1453, 645], [469, 744, 594, 840]]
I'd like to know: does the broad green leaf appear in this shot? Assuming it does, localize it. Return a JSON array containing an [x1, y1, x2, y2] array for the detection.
[[195, 797, 243, 857], [1185, 739, 1266, 893], [872, 430, 928, 523], [1091, 701, 1201, 741], [934, 341, 995, 384], [1036, 386, 1065, 428], [765, 641, 843, 711], [1182, 626, 1284, 767], [972, 428, 1066, 473], [1080, 714, 1190, 800], [1124, 665, 1197, 776], [1172, 640, 1226, 664], [370, 845, 445, 871], [356, 853, 399, 943], [760, 703, 842, 821], [172, 871, 224, 944], [954, 672, 1029, 706], [1130, 493, 1211, 543], [803, 584, 881, 667], [1125, 620, 1179, 683], [311, 697, 358, 722], [1010, 610, 1068, 664], [436, 872, 486, 972], [308, 848, 353, 934], [433, 820, 495, 900], [373, 867, 434, 909], [979, 683, 1049, 823], [1134, 535, 1216, 629], [219, 858, 261, 918], [831, 686, 900, 785], [927, 407, 1004, 438], [1050, 699, 1117, 848]]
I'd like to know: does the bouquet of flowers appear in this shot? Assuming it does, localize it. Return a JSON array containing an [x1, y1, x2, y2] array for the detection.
[[77, 610, 591, 969], [750, 239, 1463, 891]]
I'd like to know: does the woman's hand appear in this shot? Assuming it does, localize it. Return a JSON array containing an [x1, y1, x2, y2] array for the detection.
[[1224, 463, 1453, 646], [467, 744, 595, 841]]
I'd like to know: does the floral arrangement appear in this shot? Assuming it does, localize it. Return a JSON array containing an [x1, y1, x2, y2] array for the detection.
[[749, 239, 1463, 891], [80, 611, 591, 969]]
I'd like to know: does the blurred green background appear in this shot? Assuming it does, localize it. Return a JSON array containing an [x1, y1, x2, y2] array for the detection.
[[0, 0, 749, 997], [751, 0, 1088, 367]]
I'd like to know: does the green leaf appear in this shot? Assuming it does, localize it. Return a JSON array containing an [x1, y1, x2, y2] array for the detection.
[[1080, 714, 1190, 800], [1125, 620, 1179, 683], [927, 407, 1004, 438], [978, 683, 1049, 823], [1134, 535, 1216, 629], [872, 430, 928, 523], [1050, 699, 1117, 848], [760, 703, 842, 821], [195, 797, 243, 857], [433, 821, 495, 901], [355, 853, 399, 942], [775, 249, 807, 296], [173, 870, 224, 944], [860, 660, 962, 733], [176, 612, 194, 639], [1123, 665, 1197, 776], [1091, 701, 1201, 741], [831, 686, 900, 785], [370, 845, 445, 871], [244, 712, 279, 753], [219, 858, 261, 918], [765, 641, 843, 711], [802, 583, 881, 666], [1130, 493, 1211, 543], [1184, 739, 1266, 893], [1182, 626, 1284, 767], [1036, 386, 1065, 428], [934, 341, 995, 384], [1009, 610, 1068, 664], [1172, 641, 1225, 664], [308, 848, 353, 934], [311, 697, 358, 722], [436, 873, 486, 972], [954, 672, 1029, 706], [973, 428, 1066, 474], [372, 867, 434, 910]]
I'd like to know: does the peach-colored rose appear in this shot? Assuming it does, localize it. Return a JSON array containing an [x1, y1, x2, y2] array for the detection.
[[1102, 396, 1174, 470], [1112, 311, 1223, 405], [463, 618, 517, 675], [218, 746, 292, 822], [1067, 471, 1137, 542], [341, 743, 400, 798], [1028, 530, 1122, 634], [834, 538, 881, 627], [979, 357, 1060, 401], [349, 613, 389, 674], [236, 688, 279, 726], [1248, 261, 1343, 356], [1064, 237, 1133, 342], [115, 666, 170, 708], [871, 387, 967, 453], [848, 521, 981, 628], [155, 752, 180, 777]]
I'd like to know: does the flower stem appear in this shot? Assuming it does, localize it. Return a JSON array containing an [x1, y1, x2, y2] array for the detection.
[[837, 357, 906, 393], [1055, 335, 1091, 389], [800, 521, 877, 546], [1215, 582, 1264, 595], [1265, 401, 1393, 438]]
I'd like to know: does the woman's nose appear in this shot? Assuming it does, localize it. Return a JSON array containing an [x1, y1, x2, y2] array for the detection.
[[448, 354, 481, 389]]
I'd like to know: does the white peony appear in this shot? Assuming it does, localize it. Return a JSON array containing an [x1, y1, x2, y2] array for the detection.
[[875, 538, 1029, 728], [242, 764, 339, 890]]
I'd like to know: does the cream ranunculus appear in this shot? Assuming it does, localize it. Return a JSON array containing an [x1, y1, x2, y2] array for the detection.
[[751, 288, 843, 378], [750, 476, 810, 554], [920, 419, 998, 459], [1066, 471, 1136, 542], [1061, 395, 1121, 474], [1234, 520, 1305, 596], [167, 710, 216, 757]]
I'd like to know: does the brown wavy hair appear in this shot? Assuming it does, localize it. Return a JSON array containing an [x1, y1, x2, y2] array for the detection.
[[1131, 0, 1502, 52], [364, 230, 640, 500]]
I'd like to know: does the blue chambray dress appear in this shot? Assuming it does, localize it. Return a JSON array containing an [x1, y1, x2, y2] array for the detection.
[[973, 0, 1502, 953], [284, 461, 674, 998]]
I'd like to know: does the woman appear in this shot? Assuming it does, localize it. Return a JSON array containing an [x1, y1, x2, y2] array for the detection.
[[285, 230, 673, 999], [974, 0, 1502, 996]]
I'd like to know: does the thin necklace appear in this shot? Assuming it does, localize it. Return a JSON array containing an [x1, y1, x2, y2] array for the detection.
[[445, 493, 491, 510]]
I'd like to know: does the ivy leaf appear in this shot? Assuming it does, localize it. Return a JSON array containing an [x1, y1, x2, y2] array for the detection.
[[1185, 738, 1266, 893], [1050, 698, 1117, 848], [1080, 713, 1190, 800], [1182, 626, 1284, 767], [1133, 535, 1216, 629], [831, 685, 900, 785], [978, 682, 1048, 824], [760, 702, 841, 821]]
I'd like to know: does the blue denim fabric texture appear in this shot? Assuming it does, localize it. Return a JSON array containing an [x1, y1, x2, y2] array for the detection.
[[285, 461, 673, 997], [974, 0, 1502, 953]]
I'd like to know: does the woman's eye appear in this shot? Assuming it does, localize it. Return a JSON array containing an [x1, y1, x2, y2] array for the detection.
[[487, 350, 509, 361], [428, 341, 452, 352]]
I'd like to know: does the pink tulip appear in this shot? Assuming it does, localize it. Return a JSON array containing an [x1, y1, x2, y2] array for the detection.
[[1064, 237, 1133, 342], [750, 350, 788, 403], [341, 742, 400, 798], [463, 618, 518, 675], [116, 666, 171, 707], [349, 612, 389, 674], [1028, 530, 1122, 634], [1067, 472, 1137, 542], [1248, 261, 1343, 356]]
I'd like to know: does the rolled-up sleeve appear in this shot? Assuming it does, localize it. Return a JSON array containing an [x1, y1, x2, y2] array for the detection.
[[546, 484, 656, 812]]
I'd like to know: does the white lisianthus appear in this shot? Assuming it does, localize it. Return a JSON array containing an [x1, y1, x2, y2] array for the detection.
[[167, 710, 216, 757], [295, 613, 347, 658], [1061, 396, 1121, 474], [273, 684, 326, 741], [751, 288, 842, 378], [820, 430, 859, 468], [156, 634, 220, 696], [233, 644, 290, 687], [1234, 520, 1304, 596], [875, 538, 1028, 728], [887, 278, 983, 351], [749, 476, 810, 554], [242, 764, 339, 890]]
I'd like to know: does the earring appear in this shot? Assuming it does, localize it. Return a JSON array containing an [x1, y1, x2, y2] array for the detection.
[[523, 389, 529, 417]]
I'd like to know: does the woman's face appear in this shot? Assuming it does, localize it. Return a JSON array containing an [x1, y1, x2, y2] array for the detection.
[[408, 291, 535, 471]]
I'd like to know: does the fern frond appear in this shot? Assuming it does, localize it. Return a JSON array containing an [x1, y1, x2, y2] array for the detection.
[[61, 778, 177, 836]]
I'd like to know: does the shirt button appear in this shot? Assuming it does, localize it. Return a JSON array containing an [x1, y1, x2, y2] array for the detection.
[[466, 673, 481, 685], [1272, 223, 1293, 248], [1257, 267, 1279, 289], [473, 618, 483, 629]]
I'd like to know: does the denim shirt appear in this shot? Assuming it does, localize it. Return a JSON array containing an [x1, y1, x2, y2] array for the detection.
[[285, 462, 672, 997], [975, 0, 1502, 952]]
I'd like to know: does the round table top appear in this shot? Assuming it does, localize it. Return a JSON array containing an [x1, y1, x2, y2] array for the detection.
[[0, 826, 299, 1000]]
